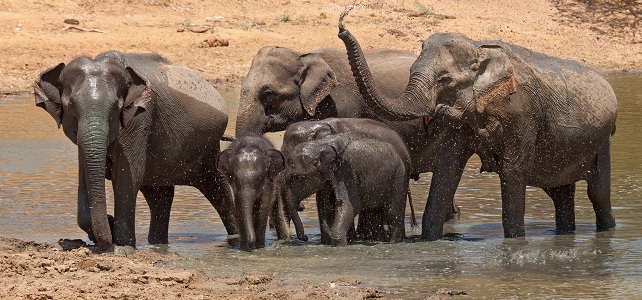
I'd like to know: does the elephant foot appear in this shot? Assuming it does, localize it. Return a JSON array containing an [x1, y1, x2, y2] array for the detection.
[[227, 234, 241, 247], [445, 205, 461, 221], [595, 215, 616, 231], [110, 245, 136, 255], [331, 237, 348, 247]]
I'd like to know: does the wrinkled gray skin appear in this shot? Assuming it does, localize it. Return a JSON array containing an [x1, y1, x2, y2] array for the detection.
[[281, 118, 416, 241], [235, 46, 459, 230], [283, 132, 408, 246], [217, 134, 289, 251], [339, 19, 617, 240], [35, 51, 238, 250], [236, 46, 447, 178]]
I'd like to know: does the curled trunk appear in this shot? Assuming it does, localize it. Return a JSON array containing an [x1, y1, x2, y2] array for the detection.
[[78, 118, 112, 251], [338, 23, 435, 121]]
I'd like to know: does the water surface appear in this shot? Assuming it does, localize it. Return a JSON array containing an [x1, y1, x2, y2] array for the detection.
[[0, 75, 640, 298]]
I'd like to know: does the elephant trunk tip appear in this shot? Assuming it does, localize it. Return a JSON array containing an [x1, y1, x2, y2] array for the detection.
[[338, 4, 355, 33]]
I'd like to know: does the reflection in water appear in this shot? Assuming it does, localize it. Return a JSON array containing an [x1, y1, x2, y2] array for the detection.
[[1, 75, 641, 298]]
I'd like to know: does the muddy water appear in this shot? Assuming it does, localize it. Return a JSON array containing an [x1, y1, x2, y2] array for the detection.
[[1, 75, 641, 298]]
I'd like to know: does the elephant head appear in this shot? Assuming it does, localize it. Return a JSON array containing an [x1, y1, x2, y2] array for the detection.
[[338, 18, 516, 124], [34, 51, 150, 250], [235, 46, 338, 135], [283, 141, 338, 230], [217, 135, 285, 250], [281, 121, 333, 158]]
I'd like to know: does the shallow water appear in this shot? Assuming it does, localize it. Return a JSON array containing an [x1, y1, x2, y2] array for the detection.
[[1, 75, 641, 298]]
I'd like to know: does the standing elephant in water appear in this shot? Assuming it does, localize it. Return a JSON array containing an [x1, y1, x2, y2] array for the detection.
[[283, 132, 409, 246], [217, 134, 289, 251], [235, 46, 459, 223], [35, 51, 238, 250], [234, 46, 448, 179], [281, 118, 416, 241], [338, 14, 617, 240]]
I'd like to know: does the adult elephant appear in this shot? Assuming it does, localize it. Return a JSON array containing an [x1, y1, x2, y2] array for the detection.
[[35, 51, 238, 250], [338, 16, 617, 240], [235, 46, 447, 179]]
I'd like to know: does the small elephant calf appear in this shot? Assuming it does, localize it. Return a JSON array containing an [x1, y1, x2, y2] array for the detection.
[[217, 134, 289, 250], [283, 132, 409, 246]]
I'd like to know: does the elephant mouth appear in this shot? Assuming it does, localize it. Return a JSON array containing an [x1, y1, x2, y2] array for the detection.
[[265, 114, 288, 132]]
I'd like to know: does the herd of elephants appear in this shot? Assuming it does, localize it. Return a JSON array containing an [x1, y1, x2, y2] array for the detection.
[[33, 12, 617, 252]]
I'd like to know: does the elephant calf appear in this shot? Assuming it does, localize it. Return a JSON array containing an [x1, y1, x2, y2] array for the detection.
[[283, 132, 409, 246], [217, 134, 289, 250], [281, 118, 416, 241]]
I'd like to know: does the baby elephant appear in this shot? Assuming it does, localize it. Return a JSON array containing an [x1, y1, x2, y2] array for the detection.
[[281, 118, 416, 241], [217, 134, 288, 250], [283, 132, 409, 246]]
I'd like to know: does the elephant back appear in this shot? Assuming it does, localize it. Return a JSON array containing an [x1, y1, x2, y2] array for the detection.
[[122, 53, 228, 116]]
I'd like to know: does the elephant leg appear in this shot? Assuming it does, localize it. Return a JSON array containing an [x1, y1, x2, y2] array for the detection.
[[422, 131, 472, 241], [356, 208, 372, 240], [316, 187, 335, 245], [359, 208, 385, 241], [111, 176, 139, 247], [543, 183, 576, 234], [499, 172, 527, 238], [586, 140, 616, 231], [254, 193, 274, 248], [196, 172, 240, 240], [330, 175, 359, 246], [386, 176, 407, 243], [140, 185, 175, 244], [270, 193, 292, 240]]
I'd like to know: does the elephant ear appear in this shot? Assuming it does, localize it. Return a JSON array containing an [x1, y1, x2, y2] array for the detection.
[[217, 149, 234, 179], [316, 145, 338, 174], [121, 67, 152, 127], [297, 53, 338, 116], [266, 149, 285, 179], [472, 45, 517, 114], [34, 63, 65, 128]]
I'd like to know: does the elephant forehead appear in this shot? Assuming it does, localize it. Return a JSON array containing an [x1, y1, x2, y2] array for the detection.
[[164, 65, 228, 114]]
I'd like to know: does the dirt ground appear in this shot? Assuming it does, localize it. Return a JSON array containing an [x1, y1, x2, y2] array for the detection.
[[0, 0, 640, 298]]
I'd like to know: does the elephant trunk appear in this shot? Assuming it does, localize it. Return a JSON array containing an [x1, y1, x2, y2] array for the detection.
[[338, 24, 435, 121], [235, 88, 270, 135], [284, 189, 308, 241], [237, 188, 258, 250], [78, 117, 112, 251]]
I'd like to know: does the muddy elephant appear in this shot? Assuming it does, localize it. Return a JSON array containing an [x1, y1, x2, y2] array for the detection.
[[283, 132, 408, 246], [281, 118, 416, 240], [338, 16, 617, 240], [217, 134, 290, 250], [235, 46, 459, 226], [234, 46, 448, 178], [35, 51, 238, 250]]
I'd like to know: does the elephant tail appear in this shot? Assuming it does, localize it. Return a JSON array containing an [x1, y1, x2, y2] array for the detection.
[[407, 188, 418, 228]]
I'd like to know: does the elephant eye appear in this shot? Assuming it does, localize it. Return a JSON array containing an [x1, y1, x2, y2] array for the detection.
[[438, 74, 453, 86]]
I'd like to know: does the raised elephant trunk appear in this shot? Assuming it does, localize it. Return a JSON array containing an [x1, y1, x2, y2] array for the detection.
[[77, 117, 112, 251], [338, 15, 434, 121]]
